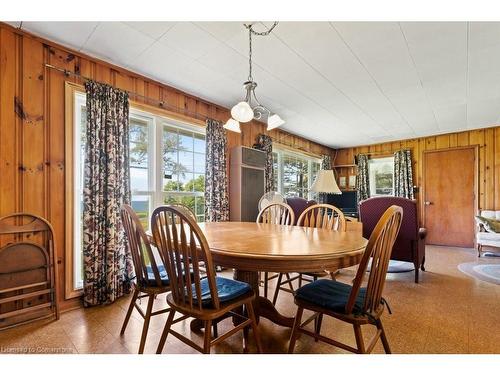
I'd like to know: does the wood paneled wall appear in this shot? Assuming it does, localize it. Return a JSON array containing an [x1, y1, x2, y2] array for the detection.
[[334, 127, 500, 225], [0, 23, 334, 309]]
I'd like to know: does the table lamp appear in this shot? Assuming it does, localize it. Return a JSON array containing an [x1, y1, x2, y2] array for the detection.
[[310, 170, 342, 198]]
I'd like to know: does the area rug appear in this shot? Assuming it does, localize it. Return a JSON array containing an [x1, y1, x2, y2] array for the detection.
[[367, 260, 414, 273], [458, 260, 500, 285]]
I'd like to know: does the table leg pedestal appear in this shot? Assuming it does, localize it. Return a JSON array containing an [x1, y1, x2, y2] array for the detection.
[[189, 269, 295, 332], [234, 269, 295, 328]]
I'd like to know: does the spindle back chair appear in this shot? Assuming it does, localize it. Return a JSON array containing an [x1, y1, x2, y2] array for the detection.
[[288, 205, 403, 354], [271, 204, 346, 305], [256, 203, 295, 225], [151, 205, 262, 354], [120, 204, 172, 354], [297, 204, 346, 231], [256, 203, 295, 299]]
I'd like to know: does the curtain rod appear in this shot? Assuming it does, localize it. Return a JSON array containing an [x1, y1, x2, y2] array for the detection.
[[260, 133, 324, 158], [358, 149, 410, 157], [44, 63, 213, 123]]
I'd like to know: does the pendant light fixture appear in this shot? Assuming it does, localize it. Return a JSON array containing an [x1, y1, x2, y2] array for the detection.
[[224, 22, 285, 133]]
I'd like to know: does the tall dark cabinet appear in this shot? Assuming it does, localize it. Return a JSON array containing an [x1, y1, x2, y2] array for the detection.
[[229, 146, 266, 222]]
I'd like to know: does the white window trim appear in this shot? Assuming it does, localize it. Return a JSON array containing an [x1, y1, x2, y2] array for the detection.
[[73, 92, 86, 292], [125, 108, 207, 221], [368, 156, 395, 197], [68, 87, 206, 297], [272, 145, 321, 200]]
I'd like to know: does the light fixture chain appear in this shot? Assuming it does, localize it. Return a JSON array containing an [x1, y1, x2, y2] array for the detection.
[[224, 21, 283, 132], [248, 27, 253, 81], [245, 22, 279, 82]]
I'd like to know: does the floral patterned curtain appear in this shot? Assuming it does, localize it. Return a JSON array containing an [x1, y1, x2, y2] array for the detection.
[[205, 119, 230, 222], [83, 81, 132, 307], [321, 154, 332, 170], [319, 154, 332, 203], [253, 134, 274, 193], [356, 154, 370, 203], [394, 149, 414, 199]]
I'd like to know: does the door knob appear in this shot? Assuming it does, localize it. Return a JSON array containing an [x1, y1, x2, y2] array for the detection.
[[424, 201, 433, 206]]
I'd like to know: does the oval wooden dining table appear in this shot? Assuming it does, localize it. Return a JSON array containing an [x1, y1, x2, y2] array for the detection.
[[192, 221, 368, 329]]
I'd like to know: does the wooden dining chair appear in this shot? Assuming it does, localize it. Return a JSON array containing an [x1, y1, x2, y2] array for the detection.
[[166, 203, 220, 279], [120, 204, 174, 354], [169, 202, 197, 221], [152, 206, 262, 354], [256, 203, 295, 299], [256, 202, 295, 225], [271, 204, 346, 305], [288, 205, 403, 354]]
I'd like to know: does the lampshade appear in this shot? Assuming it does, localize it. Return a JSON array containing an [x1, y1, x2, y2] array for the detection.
[[267, 114, 285, 130], [231, 101, 254, 122], [310, 170, 342, 195], [223, 118, 241, 133]]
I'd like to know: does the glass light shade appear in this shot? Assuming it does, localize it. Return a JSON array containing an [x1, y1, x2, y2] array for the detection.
[[267, 114, 285, 130], [223, 118, 241, 133], [231, 101, 254, 122], [310, 170, 342, 195]]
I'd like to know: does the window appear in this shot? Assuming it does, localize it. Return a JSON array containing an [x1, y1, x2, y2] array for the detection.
[[72, 92, 86, 292], [67, 85, 205, 296], [368, 157, 394, 196], [272, 147, 321, 200], [162, 126, 206, 223]]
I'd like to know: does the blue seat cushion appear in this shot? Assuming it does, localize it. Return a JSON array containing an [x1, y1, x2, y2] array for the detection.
[[193, 277, 252, 306], [295, 279, 366, 314], [145, 264, 170, 286]]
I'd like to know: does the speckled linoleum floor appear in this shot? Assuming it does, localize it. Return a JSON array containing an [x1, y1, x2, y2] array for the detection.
[[1, 245, 499, 354]]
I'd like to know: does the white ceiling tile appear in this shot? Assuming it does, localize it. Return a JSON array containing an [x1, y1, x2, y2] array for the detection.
[[194, 22, 245, 43], [82, 22, 155, 67], [434, 104, 467, 130], [469, 22, 500, 52], [159, 22, 222, 60], [17, 21, 500, 148], [467, 98, 500, 127], [22, 21, 99, 50], [196, 43, 249, 80], [129, 42, 196, 88], [124, 22, 176, 40]]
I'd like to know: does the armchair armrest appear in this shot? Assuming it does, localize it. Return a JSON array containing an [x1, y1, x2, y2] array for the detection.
[[418, 227, 427, 239]]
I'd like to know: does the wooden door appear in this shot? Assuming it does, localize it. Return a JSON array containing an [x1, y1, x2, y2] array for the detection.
[[423, 147, 477, 247]]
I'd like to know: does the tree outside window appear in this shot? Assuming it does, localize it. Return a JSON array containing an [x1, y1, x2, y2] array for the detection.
[[368, 157, 394, 196]]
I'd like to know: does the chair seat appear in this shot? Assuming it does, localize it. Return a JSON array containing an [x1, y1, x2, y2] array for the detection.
[[144, 264, 195, 287], [194, 277, 252, 305], [477, 231, 500, 241], [145, 264, 170, 286], [295, 279, 366, 314]]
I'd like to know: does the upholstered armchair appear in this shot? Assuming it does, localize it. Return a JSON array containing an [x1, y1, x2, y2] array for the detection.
[[286, 197, 317, 225], [476, 210, 500, 257], [359, 196, 426, 283]]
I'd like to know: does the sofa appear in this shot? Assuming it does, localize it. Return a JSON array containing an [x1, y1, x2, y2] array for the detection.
[[359, 196, 426, 283], [476, 210, 500, 257]]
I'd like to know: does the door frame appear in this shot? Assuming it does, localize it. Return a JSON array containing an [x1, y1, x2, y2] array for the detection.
[[422, 145, 479, 245]]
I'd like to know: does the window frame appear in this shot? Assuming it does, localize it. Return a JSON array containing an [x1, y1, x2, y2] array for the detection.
[[368, 156, 395, 197], [272, 145, 321, 200], [64, 82, 206, 299]]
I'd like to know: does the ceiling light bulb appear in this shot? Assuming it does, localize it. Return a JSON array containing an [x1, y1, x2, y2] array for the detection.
[[267, 114, 285, 130], [223, 118, 241, 133], [231, 101, 254, 123]]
